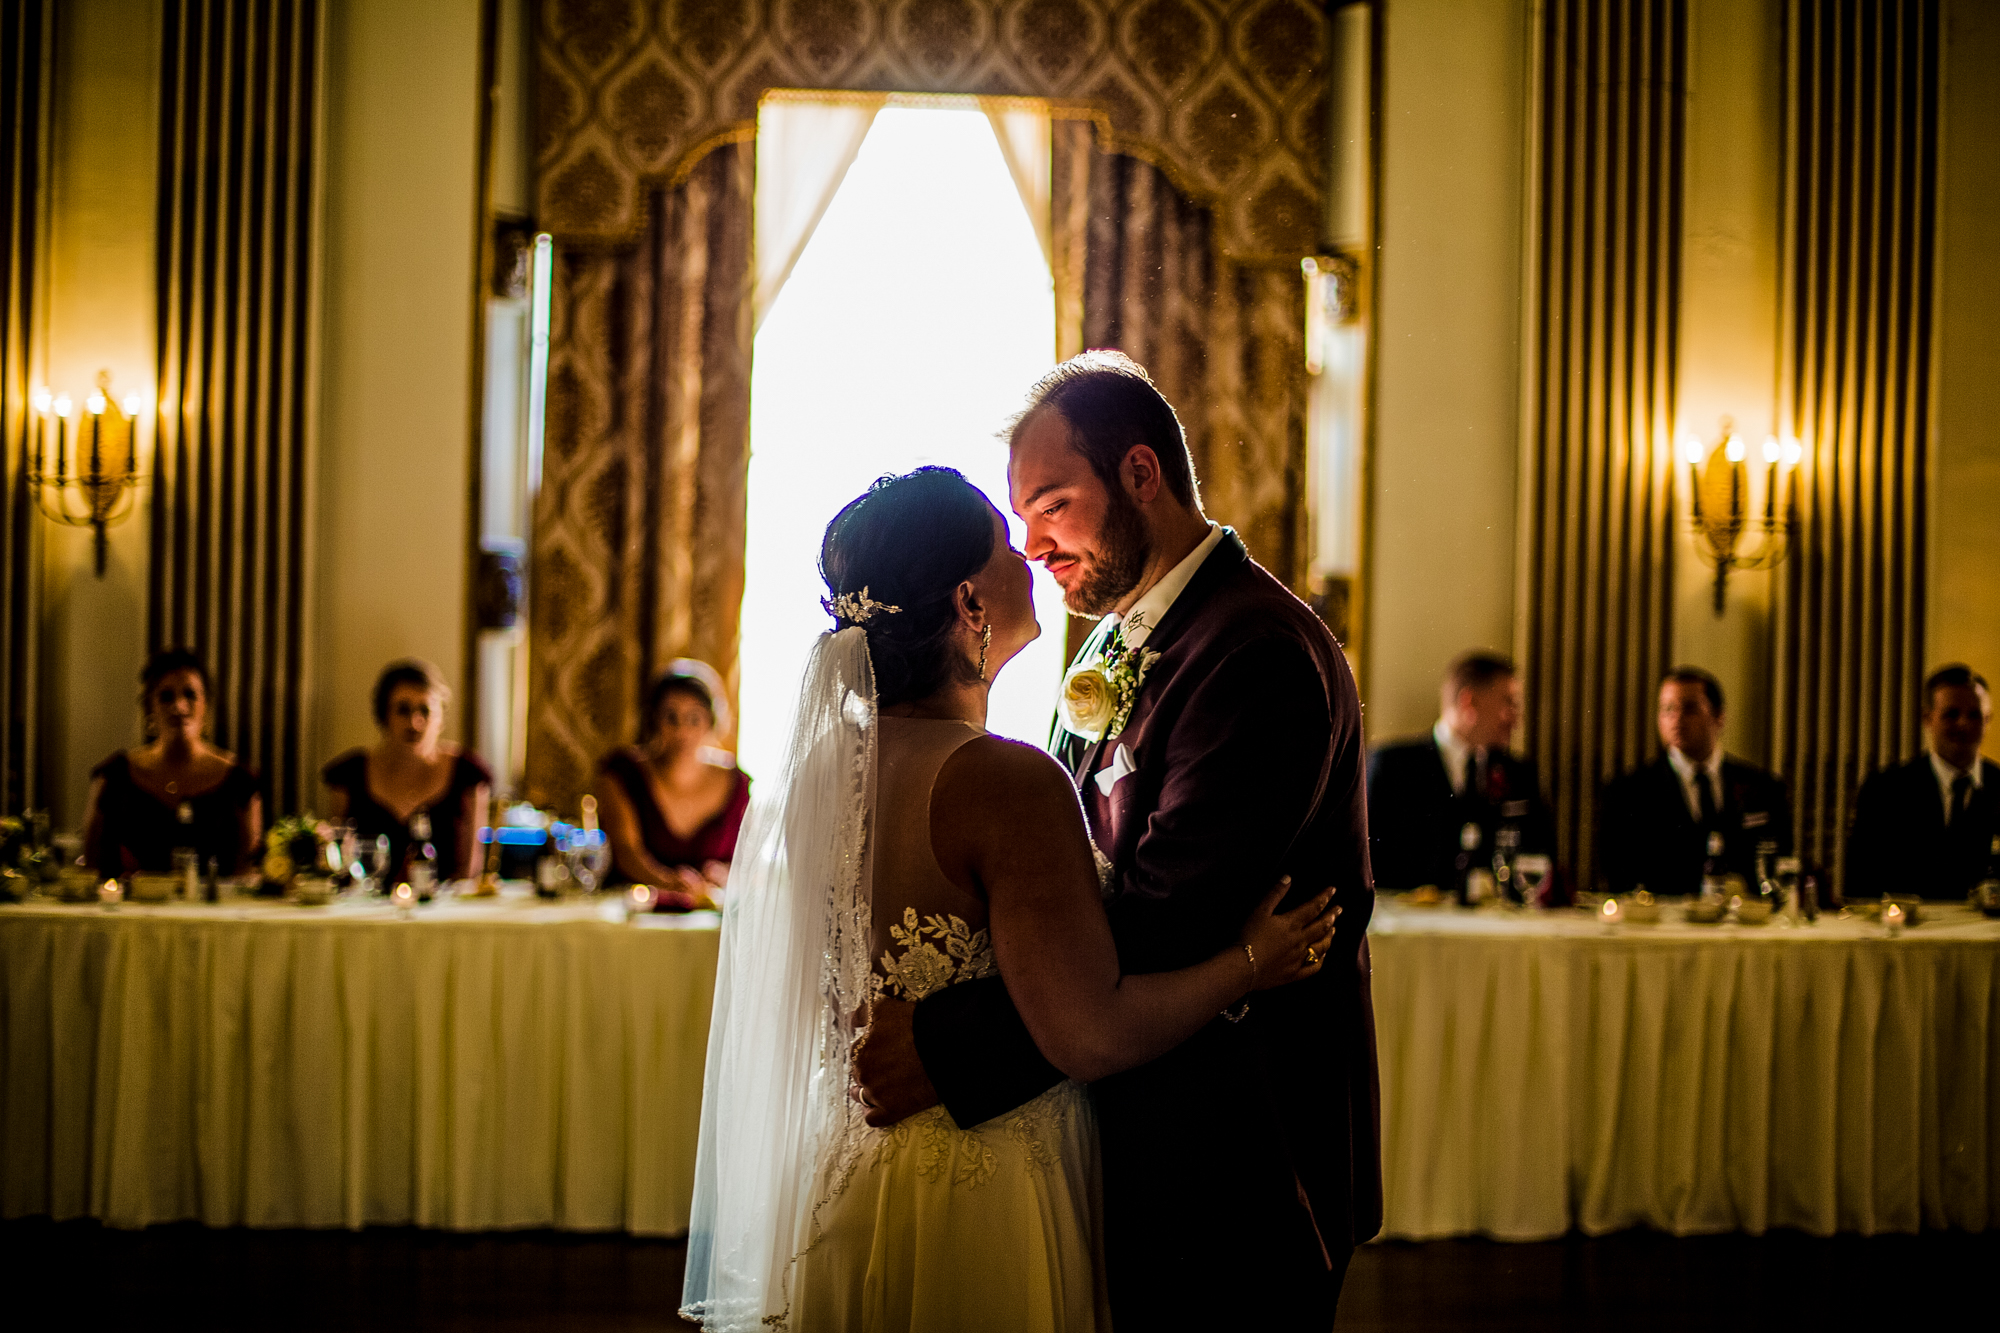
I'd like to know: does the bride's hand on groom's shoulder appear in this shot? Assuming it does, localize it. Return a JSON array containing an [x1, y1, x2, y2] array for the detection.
[[1241, 877, 1342, 991], [851, 998, 941, 1127]]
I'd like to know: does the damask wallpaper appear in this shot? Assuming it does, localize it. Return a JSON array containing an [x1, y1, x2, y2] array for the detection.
[[527, 0, 1328, 811], [535, 0, 1329, 263]]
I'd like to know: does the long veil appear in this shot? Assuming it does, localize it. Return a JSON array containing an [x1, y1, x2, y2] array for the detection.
[[681, 628, 878, 1331]]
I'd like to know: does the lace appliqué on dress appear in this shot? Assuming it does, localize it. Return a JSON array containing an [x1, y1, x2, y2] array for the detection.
[[866, 1081, 1078, 1192], [872, 906, 996, 1001]]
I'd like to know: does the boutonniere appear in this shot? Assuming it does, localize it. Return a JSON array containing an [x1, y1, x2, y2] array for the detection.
[[1058, 621, 1162, 743]]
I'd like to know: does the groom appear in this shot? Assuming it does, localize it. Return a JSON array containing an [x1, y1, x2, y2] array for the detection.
[[856, 352, 1382, 1328]]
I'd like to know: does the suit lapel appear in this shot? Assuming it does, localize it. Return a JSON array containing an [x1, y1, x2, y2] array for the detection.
[[1072, 530, 1248, 795]]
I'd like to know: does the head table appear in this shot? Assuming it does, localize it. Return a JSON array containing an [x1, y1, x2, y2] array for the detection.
[[7, 886, 1997, 1242], [1370, 896, 2000, 1241], [0, 887, 720, 1234]]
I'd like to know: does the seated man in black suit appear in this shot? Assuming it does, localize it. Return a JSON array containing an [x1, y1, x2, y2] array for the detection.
[[1846, 664, 1999, 900], [1367, 651, 1555, 894], [1598, 666, 1791, 895]]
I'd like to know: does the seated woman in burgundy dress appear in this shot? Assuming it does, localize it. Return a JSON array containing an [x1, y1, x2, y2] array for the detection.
[[599, 661, 751, 909], [322, 659, 492, 884], [84, 648, 262, 876]]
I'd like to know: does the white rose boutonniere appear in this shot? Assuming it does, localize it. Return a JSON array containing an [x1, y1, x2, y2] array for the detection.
[[1058, 625, 1162, 743], [1060, 662, 1118, 737]]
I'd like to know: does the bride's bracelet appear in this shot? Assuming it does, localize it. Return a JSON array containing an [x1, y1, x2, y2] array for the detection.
[[1221, 943, 1254, 1023]]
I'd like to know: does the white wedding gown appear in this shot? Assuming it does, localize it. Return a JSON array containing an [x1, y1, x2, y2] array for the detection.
[[682, 632, 1108, 1333], [783, 715, 1109, 1332]]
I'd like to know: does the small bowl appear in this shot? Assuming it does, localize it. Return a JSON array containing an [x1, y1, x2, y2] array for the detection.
[[58, 867, 99, 902], [1623, 898, 1662, 924], [294, 875, 334, 906], [1684, 898, 1726, 924], [129, 873, 177, 903], [1736, 899, 1774, 925]]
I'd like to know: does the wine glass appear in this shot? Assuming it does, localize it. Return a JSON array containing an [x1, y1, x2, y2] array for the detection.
[[577, 830, 611, 894], [1514, 854, 1551, 909], [354, 833, 390, 895]]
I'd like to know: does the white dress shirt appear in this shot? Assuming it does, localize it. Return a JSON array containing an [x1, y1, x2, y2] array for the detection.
[[1433, 718, 1476, 795], [1666, 746, 1726, 822], [1058, 523, 1223, 746], [1929, 749, 1984, 824]]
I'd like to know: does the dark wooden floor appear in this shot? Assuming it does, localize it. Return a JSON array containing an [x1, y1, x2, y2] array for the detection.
[[2, 1218, 1991, 1330]]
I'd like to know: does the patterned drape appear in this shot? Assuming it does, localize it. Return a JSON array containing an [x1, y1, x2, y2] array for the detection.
[[1772, 0, 1939, 887], [1519, 0, 1688, 892], [1065, 123, 1307, 584], [1, 0, 52, 814], [529, 0, 1328, 809], [526, 146, 753, 808]]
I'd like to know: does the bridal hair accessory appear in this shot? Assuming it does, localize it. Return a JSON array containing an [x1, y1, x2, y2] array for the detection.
[[822, 586, 903, 625]]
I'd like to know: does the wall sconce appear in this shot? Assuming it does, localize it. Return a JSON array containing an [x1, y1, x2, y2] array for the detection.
[[28, 369, 147, 577], [1683, 415, 1800, 615]]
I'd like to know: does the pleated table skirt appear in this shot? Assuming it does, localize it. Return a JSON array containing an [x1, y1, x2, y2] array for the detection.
[[1371, 901, 2000, 1239], [0, 895, 719, 1233]]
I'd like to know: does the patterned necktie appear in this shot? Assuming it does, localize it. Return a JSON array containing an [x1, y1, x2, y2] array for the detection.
[[1696, 770, 1718, 825], [1950, 773, 1972, 826]]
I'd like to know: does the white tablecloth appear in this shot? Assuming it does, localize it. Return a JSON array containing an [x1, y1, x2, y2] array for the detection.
[[0, 889, 720, 1233], [1370, 899, 2000, 1239]]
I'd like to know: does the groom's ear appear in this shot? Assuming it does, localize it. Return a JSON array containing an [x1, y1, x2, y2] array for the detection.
[[1121, 444, 1164, 505]]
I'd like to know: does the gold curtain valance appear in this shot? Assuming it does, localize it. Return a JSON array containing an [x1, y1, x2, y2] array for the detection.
[[533, 0, 1328, 264]]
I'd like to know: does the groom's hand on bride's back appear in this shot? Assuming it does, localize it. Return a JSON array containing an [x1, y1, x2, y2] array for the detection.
[[852, 998, 941, 1127]]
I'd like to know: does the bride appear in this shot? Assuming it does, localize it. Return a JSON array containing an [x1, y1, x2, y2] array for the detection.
[[681, 467, 1337, 1332]]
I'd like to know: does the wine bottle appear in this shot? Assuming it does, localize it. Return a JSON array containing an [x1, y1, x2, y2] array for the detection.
[[1976, 835, 2000, 918], [1454, 821, 1485, 905], [408, 811, 439, 901], [1699, 830, 1727, 901]]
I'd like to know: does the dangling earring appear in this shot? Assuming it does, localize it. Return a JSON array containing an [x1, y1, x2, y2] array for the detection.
[[978, 625, 992, 681]]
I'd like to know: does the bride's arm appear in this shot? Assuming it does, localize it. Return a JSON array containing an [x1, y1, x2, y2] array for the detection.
[[929, 737, 1334, 1085]]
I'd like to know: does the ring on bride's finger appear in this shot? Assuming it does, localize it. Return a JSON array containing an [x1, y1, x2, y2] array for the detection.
[[1304, 945, 1321, 966]]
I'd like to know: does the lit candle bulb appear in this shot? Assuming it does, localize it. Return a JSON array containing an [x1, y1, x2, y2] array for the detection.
[[87, 391, 103, 479], [53, 395, 71, 478], [122, 393, 141, 473], [627, 884, 657, 919], [99, 878, 123, 908], [1601, 897, 1622, 927], [391, 881, 416, 916]]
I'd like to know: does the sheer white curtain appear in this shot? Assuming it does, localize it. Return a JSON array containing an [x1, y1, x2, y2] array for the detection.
[[981, 100, 1053, 274], [753, 94, 886, 331]]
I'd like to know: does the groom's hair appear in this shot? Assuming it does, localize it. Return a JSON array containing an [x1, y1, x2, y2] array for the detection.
[[1008, 351, 1200, 509]]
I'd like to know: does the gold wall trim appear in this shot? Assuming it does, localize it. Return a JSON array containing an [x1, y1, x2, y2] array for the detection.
[[1771, 0, 1939, 885], [1, 0, 53, 813], [1519, 0, 1688, 891], [149, 0, 323, 813]]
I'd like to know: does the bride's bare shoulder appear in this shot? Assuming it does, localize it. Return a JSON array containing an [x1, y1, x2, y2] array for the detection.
[[929, 735, 1089, 884], [932, 734, 1079, 821]]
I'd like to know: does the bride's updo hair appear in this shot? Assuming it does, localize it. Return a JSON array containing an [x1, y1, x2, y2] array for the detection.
[[821, 466, 996, 707]]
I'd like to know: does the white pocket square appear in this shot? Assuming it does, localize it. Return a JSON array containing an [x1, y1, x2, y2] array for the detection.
[[1095, 743, 1136, 797]]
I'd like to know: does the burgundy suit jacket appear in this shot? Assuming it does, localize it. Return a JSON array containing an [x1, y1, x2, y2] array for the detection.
[[912, 530, 1383, 1326]]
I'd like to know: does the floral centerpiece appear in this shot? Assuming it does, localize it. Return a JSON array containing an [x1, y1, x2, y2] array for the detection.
[[261, 815, 341, 896], [0, 815, 59, 902]]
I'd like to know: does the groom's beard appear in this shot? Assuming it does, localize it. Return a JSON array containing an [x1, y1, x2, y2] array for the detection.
[[1057, 489, 1151, 619]]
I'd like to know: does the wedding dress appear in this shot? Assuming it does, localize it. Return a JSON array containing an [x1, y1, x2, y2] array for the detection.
[[682, 630, 1107, 1333]]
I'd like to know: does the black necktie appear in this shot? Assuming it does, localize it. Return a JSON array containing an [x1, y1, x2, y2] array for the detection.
[[1696, 770, 1718, 825], [1950, 774, 1972, 825], [1464, 749, 1479, 797]]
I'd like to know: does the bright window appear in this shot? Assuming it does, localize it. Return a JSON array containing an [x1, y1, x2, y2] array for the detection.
[[736, 105, 1065, 785]]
